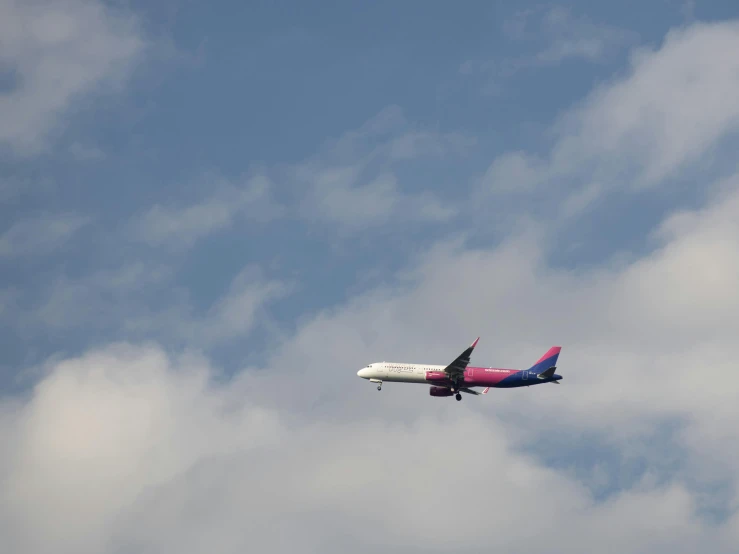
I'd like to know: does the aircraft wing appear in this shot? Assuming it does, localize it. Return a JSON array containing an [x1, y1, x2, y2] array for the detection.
[[459, 387, 489, 395], [443, 337, 479, 379]]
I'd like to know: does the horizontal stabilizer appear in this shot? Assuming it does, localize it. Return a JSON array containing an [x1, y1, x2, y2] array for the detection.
[[537, 366, 557, 379]]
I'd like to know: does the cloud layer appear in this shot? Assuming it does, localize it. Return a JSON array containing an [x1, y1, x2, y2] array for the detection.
[[3, 8, 739, 554], [479, 20, 739, 204], [3, 167, 739, 553], [0, 0, 145, 155]]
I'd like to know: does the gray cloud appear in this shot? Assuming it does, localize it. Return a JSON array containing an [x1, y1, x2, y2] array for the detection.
[[4, 186, 739, 554], [19, 260, 288, 354], [290, 106, 469, 232], [477, 18, 739, 230], [527, 6, 638, 64], [27, 261, 173, 331], [129, 174, 282, 250], [297, 168, 456, 230], [0, 0, 146, 155], [462, 7, 638, 87], [131, 106, 471, 240], [0, 344, 730, 553], [553, 20, 739, 187], [0, 212, 91, 257], [183, 266, 291, 346]]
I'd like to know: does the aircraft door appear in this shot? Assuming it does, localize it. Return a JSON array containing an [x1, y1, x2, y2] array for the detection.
[[522, 370, 528, 381]]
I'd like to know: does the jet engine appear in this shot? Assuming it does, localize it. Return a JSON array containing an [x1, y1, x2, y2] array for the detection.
[[429, 386, 454, 397]]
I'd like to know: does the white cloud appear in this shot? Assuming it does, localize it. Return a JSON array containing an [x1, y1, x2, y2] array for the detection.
[[388, 130, 476, 160], [128, 106, 467, 240], [29, 261, 174, 331], [0, 212, 90, 257], [240, 170, 739, 499], [298, 168, 455, 230], [532, 7, 638, 64], [5, 141, 739, 554], [130, 174, 281, 250], [553, 20, 739, 187], [0, 341, 736, 553], [463, 7, 637, 83], [561, 181, 603, 217], [291, 106, 468, 231], [478, 19, 739, 205], [68, 141, 106, 161], [4, 14, 739, 554], [478, 151, 547, 193], [196, 266, 291, 345], [681, 0, 696, 22], [2, 262, 174, 375], [0, 0, 146, 155], [23, 260, 287, 351], [301, 168, 399, 227]]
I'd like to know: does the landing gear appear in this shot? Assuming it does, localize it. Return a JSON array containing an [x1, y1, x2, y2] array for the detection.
[[377, 385, 382, 391], [456, 393, 462, 401]]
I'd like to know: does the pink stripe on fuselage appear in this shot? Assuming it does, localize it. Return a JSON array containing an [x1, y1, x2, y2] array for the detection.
[[463, 366, 517, 387], [425, 367, 517, 387]]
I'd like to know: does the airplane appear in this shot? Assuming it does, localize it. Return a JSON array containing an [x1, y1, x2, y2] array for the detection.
[[357, 338, 562, 401]]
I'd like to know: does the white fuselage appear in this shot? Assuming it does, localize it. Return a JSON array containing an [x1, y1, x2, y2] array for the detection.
[[357, 362, 446, 384]]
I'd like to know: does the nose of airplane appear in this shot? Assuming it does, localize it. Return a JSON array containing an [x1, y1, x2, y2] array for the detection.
[[357, 367, 369, 378]]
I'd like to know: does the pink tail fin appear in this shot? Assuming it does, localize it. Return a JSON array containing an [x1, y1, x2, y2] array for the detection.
[[529, 346, 561, 373]]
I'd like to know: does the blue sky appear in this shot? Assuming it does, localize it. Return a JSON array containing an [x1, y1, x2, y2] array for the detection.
[[1, 0, 727, 374], [3, 1, 739, 552]]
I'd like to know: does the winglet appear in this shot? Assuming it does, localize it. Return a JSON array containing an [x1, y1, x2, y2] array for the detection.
[[481, 387, 490, 394], [471, 337, 480, 348]]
